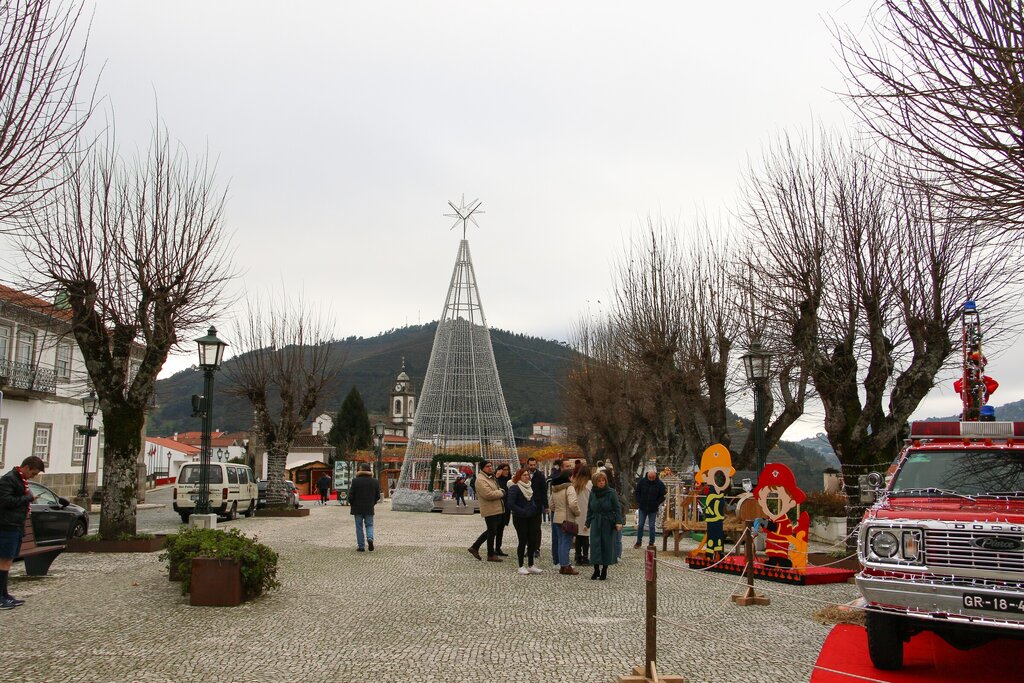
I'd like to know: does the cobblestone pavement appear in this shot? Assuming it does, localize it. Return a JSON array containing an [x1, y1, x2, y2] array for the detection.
[[2, 502, 860, 683]]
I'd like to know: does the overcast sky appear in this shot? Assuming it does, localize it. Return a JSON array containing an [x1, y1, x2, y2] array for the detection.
[[60, 1, 1023, 436]]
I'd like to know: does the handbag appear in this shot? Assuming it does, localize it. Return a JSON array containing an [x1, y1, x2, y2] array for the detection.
[[560, 520, 579, 535]]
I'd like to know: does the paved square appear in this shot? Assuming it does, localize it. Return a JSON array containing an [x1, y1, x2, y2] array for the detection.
[[1, 502, 859, 682]]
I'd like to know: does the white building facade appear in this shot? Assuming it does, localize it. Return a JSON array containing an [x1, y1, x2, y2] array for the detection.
[[0, 285, 105, 498]]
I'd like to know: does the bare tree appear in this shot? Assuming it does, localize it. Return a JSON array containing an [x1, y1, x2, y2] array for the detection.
[[17, 126, 233, 537], [224, 294, 341, 508], [838, 1, 1024, 231], [741, 130, 1022, 467], [0, 0, 90, 224], [564, 316, 646, 506]]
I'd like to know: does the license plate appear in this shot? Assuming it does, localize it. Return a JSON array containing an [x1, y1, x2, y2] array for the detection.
[[963, 592, 1024, 614]]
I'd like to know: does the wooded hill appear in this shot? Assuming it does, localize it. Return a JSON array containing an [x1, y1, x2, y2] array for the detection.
[[148, 323, 574, 437]]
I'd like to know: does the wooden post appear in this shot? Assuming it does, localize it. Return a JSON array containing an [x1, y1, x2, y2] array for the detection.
[[620, 545, 684, 683], [646, 545, 656, 678], [731, 522, 769, 606]]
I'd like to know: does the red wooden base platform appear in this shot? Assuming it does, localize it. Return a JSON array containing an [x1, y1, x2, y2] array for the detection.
[[684, 554, 855, 585]]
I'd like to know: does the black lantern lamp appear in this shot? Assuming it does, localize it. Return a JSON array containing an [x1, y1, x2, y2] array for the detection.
[[194, 326, 228, 515], [740, 338, 773, 478]]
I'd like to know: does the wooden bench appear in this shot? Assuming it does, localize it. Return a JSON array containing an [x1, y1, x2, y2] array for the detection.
[[661, 488, 750, 554], [14, 517, 65, 576]]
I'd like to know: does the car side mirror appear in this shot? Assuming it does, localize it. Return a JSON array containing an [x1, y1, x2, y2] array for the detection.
[[58, 496, 71, 507], [858, 473, 884, 504]]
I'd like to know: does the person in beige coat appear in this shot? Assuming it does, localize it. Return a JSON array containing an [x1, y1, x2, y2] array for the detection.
[[550, 470, 581, 574], [468, 461, 506, 562], [573, 465, 593, 565]]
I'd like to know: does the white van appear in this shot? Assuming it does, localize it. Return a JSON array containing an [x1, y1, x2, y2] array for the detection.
[[173, 462, 259, 523]]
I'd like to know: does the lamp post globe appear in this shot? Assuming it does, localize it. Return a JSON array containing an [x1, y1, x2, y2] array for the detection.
[[740, 339, 773, 478], [194, 326, 228, 516]]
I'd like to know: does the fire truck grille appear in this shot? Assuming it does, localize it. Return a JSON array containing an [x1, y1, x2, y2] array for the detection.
[[926, 529, 1024, 573]]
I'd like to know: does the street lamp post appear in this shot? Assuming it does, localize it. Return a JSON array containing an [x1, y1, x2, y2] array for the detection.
[[193, 326, 228, 515], [740, 338, 773, 479], [77, 391, 99, 498], [374, 421, 385, 480], [166, 450, 172, 479]]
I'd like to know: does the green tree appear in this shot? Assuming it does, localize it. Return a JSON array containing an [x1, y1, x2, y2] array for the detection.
[[329, 387, 372, 456]]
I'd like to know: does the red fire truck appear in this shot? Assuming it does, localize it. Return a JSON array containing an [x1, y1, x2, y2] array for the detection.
[[856, 419, 1024, 669], [857, 301, 1023, 670]]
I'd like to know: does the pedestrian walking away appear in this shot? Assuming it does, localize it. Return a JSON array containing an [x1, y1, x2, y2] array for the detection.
[[468, 460, 506, 562], [550, 465, 581, 575], [0, 456, 46, 609], [316, 472, 332, 505], [453, 476, 467, 507], [348, 464, 381, 551], [493, 464, 512, 556], [634, 467, 666, 548], [507, 467, 543, 575], [585, 470, 625, 580]]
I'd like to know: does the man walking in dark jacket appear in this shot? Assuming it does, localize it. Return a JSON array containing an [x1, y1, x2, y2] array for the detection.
[[0, 456, 45, 609], [634, 467, 666, 548], [348, 464, 381, 551], [316, 472, 332, 505]]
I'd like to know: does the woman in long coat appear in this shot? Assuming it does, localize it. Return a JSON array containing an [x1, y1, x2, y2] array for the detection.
[[585, 470, 625, 580]]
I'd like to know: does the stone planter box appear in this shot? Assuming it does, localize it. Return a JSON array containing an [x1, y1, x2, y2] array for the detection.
[[809, 516, 848, 544], [254, 507, 309, 518], [189, 558, 242, 607], [66, 534, 167, 553]]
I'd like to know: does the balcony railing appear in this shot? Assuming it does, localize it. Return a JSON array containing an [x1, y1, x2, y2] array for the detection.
[[0, 358, 57, 394]]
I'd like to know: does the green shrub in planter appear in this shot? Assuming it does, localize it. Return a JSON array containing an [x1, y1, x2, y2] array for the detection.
[[160, 527, 280, 600], [802, 491, 849, 519]]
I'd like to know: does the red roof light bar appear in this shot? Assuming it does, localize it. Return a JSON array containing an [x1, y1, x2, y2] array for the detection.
[[909, 421, 1024, 438]]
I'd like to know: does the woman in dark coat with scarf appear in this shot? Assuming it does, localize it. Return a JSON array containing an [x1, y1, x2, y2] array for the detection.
[[506, 467, 543, 574], [584, 470, 625, 580]]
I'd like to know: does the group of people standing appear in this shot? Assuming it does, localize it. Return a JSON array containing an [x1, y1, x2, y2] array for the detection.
[[468, 457, 625, 580]]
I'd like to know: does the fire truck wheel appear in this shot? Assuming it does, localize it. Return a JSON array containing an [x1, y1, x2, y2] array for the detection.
[[866, 611, 904, 670]]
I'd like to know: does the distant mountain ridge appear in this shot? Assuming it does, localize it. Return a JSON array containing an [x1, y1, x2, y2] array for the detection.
[[793, 398, 1024, 458], [148, 323, 574, 437]]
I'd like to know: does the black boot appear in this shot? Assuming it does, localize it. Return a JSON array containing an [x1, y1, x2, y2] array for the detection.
[[599, 565, 608, 580], [590, 566, 600, 580]]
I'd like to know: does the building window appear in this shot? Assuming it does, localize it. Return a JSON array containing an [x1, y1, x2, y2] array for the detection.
[[394, 398, 401, 415], [56, 342, 73, 380], [16, 330, 35, 365], [0, 419, 6, 467], [0, 325, 10, 362], [72, 425, 86, 463], [33, 423, 52, 464]]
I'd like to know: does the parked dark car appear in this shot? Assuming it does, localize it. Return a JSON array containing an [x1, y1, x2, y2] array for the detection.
[[28, 481, 89, 542], [256, 480, 300, 509]]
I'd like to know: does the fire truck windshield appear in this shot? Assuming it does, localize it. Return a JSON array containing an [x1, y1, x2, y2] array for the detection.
[[890, 449, 1024, 498]]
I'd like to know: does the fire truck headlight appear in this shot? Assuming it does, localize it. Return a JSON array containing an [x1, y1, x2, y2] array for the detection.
[[870, 530, 899, 559]]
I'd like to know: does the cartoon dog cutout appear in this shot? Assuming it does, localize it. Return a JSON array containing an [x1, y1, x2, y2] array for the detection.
[[752, 463, 809, 570]]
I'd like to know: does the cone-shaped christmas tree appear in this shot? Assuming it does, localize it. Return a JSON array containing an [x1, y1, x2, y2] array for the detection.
[[391, 201, 519, 512]]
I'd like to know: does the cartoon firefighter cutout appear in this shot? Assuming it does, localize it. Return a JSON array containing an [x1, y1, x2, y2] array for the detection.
[[752, 463, 809, 570], [691, 444, 734, 561]]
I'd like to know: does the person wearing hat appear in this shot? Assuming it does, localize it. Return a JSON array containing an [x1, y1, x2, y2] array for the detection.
[[694, 444, 735, 560], [752, 463, 809, 568], [633, 466, 666, 548]]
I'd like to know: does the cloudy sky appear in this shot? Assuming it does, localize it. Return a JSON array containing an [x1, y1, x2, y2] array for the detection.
[[64, 1, 1022, 435]]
